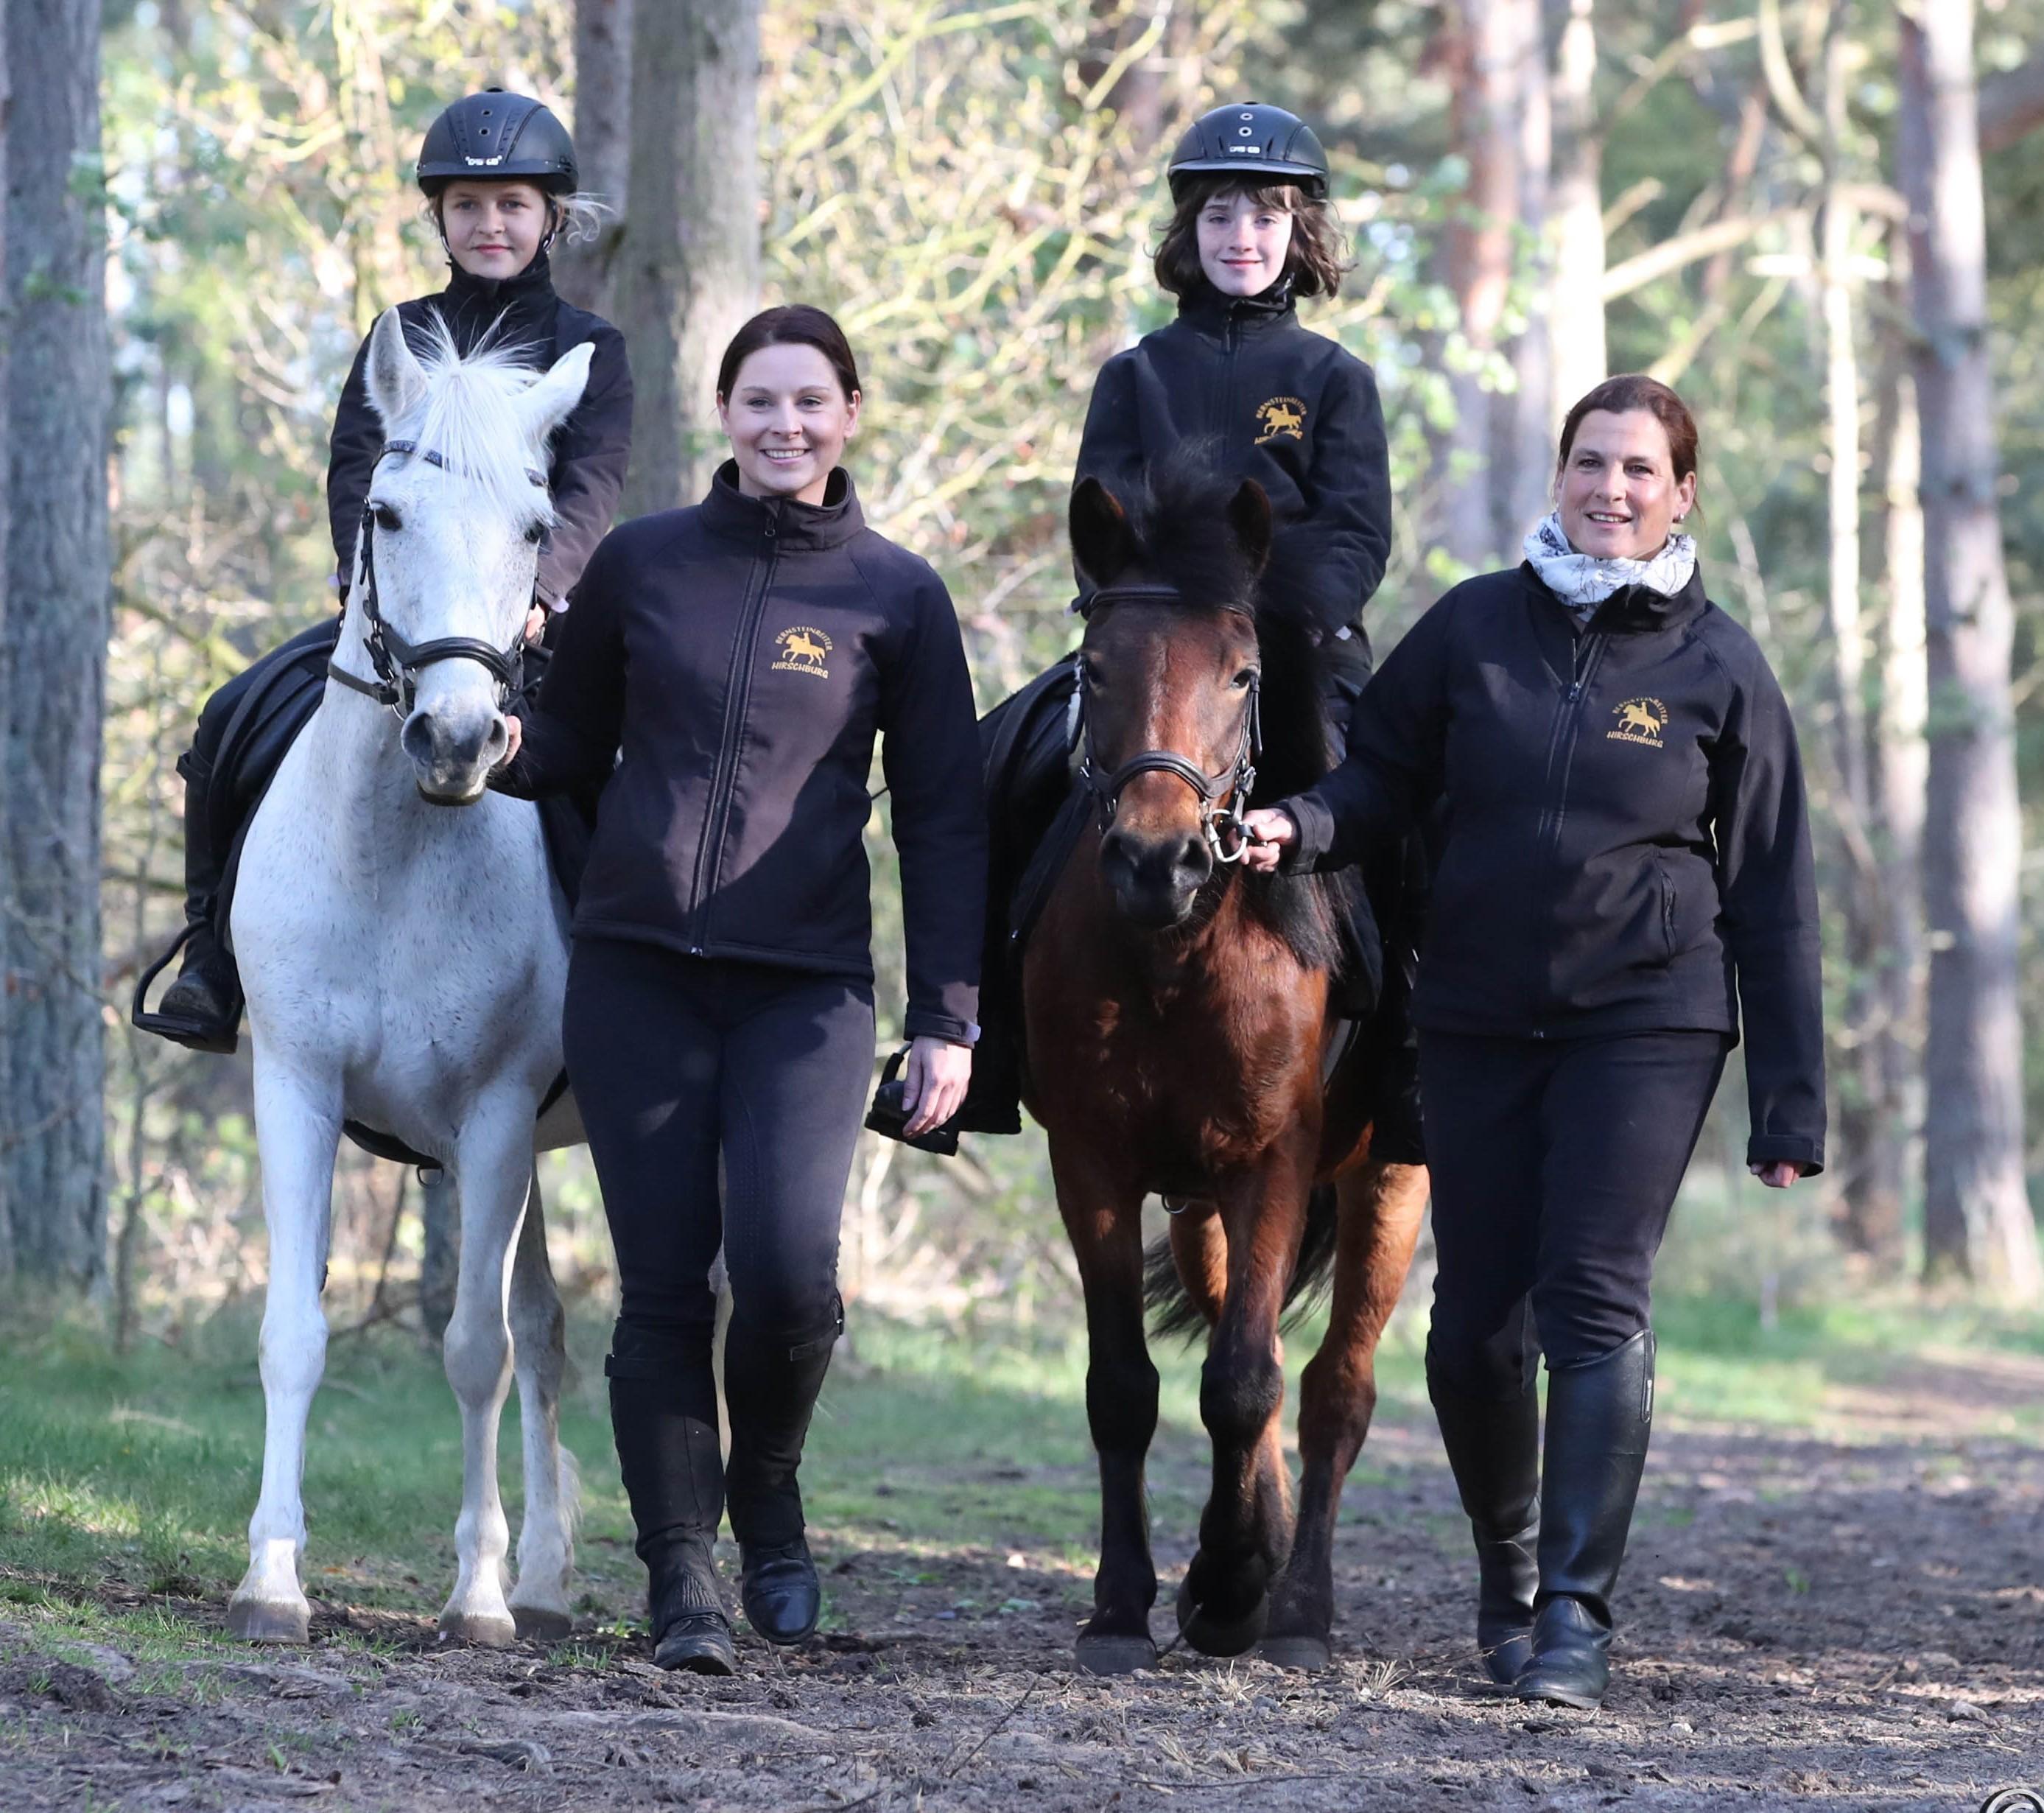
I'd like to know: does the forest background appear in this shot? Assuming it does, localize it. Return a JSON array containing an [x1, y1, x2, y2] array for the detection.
[[3, 0, 2043, 1347]]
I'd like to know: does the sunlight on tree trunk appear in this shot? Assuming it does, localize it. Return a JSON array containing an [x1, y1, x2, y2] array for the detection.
[[555, 0, 633, 315], [1547, 0, 1606, 422], [617, 0, 762, 517], [1899, 0, 2040, 1302], [3, 0, 111, 1291]]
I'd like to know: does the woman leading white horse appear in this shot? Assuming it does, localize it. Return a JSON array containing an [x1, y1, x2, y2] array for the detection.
[[226, 312, 594, 1645]]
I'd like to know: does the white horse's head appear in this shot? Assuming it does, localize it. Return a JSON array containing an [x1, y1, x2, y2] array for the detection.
[[358, 308, 592, 803]]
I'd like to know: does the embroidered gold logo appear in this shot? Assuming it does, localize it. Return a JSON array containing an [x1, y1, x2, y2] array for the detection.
[[1254, 396, 1307, 444], [1609, 698, 1668, 746], [771, 625, 832, 678]]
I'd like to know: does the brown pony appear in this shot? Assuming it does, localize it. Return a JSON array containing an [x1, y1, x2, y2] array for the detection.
[[1022, 463, 1430, 1674]]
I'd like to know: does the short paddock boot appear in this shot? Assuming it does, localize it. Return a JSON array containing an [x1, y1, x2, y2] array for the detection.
[[1427, 1366, 1540, 1685], [723, 1308, 840, 1646], [1516, 1331, 1655, 1711], [608, 1350, 735, 1675]]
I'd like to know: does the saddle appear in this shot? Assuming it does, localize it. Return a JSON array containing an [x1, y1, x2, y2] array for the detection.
[[132, 618, 596, 1171]]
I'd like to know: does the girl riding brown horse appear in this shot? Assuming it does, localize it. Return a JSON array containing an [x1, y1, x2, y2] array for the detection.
[[1023, 459, 1427, 1674]]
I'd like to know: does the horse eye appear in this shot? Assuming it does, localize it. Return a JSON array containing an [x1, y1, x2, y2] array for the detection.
[[524, 520, 546, 544], [371, 503, 402, 533], [1232, 668, 1257, 690]]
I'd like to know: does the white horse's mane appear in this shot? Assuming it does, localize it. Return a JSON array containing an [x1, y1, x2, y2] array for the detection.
[[393, 310, 558, 531]]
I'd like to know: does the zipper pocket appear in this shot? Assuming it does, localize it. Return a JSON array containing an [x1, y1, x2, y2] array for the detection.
[[1653, 850, 1677, 958]]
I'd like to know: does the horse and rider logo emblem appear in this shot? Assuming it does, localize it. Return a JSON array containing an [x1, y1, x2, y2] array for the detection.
[[772, 625, 832, 678], [1609, 698, 1668, 747], [1254, 396, 1307, 444]]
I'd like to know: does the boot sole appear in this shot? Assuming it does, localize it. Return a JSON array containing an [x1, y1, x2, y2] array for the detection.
[[1517, 1677, 1604, 1711], [655, 1635, 737, 1675]]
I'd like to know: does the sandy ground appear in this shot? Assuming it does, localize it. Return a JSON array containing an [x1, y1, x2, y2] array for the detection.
[[4, 1361, 2042, 1812]]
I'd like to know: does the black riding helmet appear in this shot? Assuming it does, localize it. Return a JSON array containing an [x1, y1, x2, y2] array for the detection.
[[416, 89, 577, 195], [1167, 102, 1329, 203]]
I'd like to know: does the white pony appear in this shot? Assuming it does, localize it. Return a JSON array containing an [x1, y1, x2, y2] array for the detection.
[[226, 309, 593, 1645]]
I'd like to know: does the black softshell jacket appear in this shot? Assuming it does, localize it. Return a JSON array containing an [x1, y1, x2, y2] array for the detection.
[[327, 253, 633, 606], [1075, 281, 1392, 640], [494, 464, 987, 1045], [1281, 563, 1825, 1174]]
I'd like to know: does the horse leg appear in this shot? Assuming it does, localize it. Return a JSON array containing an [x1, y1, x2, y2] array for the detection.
[[436, 1098, 537, 1646], [1178, 1137, 1316, 1658], [227, 1061, 341, 1644], [1262, 1158, 1430, 1671], [505, 1165, 579, 1642], [1056, 1143, 1160, 1676]]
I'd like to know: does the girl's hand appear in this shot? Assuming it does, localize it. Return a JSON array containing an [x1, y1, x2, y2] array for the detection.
[[499, 712, 524, 768], [902, 1035, 973, 1136], [1236, 807, 1296, 874], [1749, 1160, 1804, 1189]]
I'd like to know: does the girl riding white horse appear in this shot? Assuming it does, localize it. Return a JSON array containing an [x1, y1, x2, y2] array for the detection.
[[225, 309, 593, 1645]]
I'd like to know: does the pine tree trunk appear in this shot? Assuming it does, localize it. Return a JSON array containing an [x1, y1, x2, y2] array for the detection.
[[2, 0, 110, 1290], [616, 0, 762, 518], [0, 4, 11, 1283], [1899, 1, 2041, 1299], [555, 0, 633, 315], [1546, 0, 1605, 421], [1501, 0, 1552, 544]]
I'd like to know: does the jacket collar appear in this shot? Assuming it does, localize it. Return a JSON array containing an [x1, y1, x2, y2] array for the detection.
[[1174, 276, 1299, 341], [700, 460, 866, 550], [1521, 559, 1710, 634], [435, 253, 559, 356]]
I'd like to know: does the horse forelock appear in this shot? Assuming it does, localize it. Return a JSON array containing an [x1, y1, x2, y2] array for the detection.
[[387, 310, 558, 530]]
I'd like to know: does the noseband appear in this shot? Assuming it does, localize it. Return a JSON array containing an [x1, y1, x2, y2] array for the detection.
[[1073, 583, 1263, 866], [326, 439, 548, 719]]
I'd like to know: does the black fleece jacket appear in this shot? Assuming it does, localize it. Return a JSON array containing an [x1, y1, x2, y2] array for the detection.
[[493, 464, 986, 1045], [327, 253, 633, 606], [1074, 280, 1392, 641], [1279, 563, 1825, 1174]]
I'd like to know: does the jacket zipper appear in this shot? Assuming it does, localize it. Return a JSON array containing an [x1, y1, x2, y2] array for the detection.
[[1536, 627, 1607, 853], [686, 520, 782, 950]]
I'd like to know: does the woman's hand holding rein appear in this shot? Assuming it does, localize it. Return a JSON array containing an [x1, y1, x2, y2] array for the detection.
[[902, 1035, 972, 1136], [1237, 807, 1296, 873]]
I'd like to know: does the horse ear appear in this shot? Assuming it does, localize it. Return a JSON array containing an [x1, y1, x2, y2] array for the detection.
[[1070, 477, 1138, 586], [365, 309, 427, 428], [1228, 480, 1273, 578], [521, 341, 595, 448]]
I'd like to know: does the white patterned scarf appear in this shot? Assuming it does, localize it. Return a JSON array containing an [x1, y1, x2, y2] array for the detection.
[[1522, 512, 1697, 622]]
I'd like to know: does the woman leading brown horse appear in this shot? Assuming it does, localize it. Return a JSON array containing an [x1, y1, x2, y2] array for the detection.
[[1021, 460, 1427, 1675]]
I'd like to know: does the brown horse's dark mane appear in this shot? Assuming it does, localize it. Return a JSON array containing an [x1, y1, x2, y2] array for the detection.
[[1099, 455, 1352, 977]]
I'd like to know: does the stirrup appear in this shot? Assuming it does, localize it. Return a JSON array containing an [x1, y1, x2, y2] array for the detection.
[[130, 924, 242, 1055]]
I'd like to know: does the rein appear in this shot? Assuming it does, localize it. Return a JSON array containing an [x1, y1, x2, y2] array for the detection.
[[1073, 583, 1263, 866], [327, 438, 547, 719]]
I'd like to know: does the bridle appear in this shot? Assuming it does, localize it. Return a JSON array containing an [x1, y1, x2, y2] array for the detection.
[[1073, 583, 1263, 866], [326, 439, 547, 719]]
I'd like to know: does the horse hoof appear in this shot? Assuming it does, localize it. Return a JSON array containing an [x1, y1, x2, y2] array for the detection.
[[437, 1611, 519, 1648], [510, 1605, 574, 1644], [1075, 1633, 1159, 1675], [226, 1596, 310, 1646], [1175, 1575, 1267, 1658], [1257, 1633, 1332, 1672]]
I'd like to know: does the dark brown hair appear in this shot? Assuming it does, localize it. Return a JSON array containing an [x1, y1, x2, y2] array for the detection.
[[715, 305, 862, 404], [1153, 178, 1349, 301], [1556, 374, 1699, 486]]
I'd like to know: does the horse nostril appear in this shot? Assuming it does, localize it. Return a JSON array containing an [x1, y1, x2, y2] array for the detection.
[[1176, 835, 1212, 883], [399, 712, 440, 768]]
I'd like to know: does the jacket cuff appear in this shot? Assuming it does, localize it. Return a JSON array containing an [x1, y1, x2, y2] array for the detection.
[[905, 1008, 978, 1045], [1747, 1133, 1824, 1176], [1278, 794, 1335, 872]]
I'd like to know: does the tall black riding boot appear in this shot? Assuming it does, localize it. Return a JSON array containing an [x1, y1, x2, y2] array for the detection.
[[151, 754, 244, 1053], [1427, 1364, 1540, 1685], [608, 1339, 735, 1675], [1516, 1330, 1654, 1711], [722, 1304, 840, 1646]]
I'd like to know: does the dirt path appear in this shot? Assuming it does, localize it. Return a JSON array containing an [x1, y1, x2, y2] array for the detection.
[[4, 1371, 2042, 1811]]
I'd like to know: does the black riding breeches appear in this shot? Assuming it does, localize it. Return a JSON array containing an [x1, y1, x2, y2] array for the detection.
[[563, 937, 877, 1375], [1419, 1029, 1729, 1398]]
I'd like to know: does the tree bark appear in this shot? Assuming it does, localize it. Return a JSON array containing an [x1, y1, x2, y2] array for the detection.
[[1899, 1, 2041, 1299], [1546, 0, 1605, 422], [1442, 0, 1534, 567], [1503, 0, 1553, 542], [616, 0, 762, 518], [554, 0, 633, 315], [2, 0, 110, 1291], [0, 0, 10, 1283], [1977, 50, 2044, 152]]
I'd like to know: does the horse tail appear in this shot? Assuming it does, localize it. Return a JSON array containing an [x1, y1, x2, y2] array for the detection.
[[1142, 1182, 1342, 1342]]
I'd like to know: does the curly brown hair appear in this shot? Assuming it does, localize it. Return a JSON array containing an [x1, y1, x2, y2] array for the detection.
[[1153, 177, 1349, 301]]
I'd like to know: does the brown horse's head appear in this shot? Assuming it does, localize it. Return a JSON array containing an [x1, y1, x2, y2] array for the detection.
[[1070, 471, 1274, 930]]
